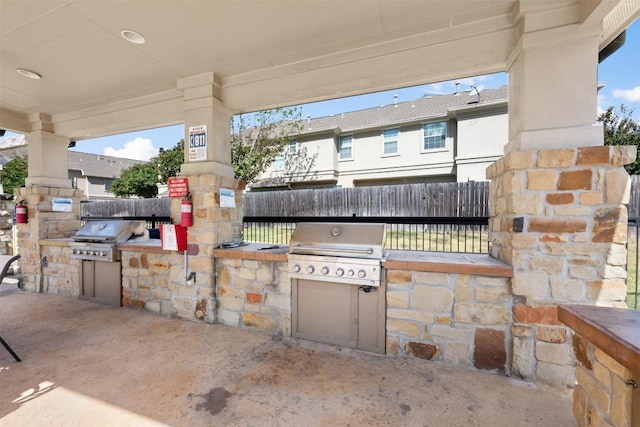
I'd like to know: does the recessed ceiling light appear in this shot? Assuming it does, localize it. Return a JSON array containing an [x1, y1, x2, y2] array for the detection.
[[16, 68, 42, 79], [121, 29, 146, 44]]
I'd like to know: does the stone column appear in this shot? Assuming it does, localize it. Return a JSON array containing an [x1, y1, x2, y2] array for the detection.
[[17, 117, 83, 292], [162, 73, 243, 322], [488, 16, 638, 386]]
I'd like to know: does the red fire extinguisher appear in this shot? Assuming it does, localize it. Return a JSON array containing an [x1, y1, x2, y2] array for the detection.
[[181, 193, 193, 227], [16, 200, 28, 224]]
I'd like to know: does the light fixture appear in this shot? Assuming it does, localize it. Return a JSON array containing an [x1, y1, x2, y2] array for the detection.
[[16, 68, 42, 79], [121, 29, 146, 44]]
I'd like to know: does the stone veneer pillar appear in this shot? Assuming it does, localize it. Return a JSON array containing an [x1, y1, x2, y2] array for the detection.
[[16, 186, 83, 293], [486, 145, 637, 386]]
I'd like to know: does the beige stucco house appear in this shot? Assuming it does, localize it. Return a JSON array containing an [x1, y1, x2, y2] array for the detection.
[[253, 86, 508, 189]]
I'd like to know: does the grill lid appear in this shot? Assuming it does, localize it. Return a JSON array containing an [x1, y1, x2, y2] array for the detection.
[[72, 220, 146, 243], [289, 222, 386, 259]]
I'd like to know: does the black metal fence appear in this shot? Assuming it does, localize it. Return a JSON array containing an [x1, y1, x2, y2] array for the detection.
[[243, 216, 490, 254]]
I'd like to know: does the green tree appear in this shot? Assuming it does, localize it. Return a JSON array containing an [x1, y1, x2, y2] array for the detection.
[[153, 139, 184, 183], [110, 163, 159, 198], [231, 107, 304, 184], [1, 155, 28, 195], [598, 105, 640, 174]]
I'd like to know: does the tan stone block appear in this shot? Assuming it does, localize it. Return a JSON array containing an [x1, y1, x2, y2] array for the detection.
[[577, 146, 611, 165], [512, 270, 549, 299], [386, 335, 401, 355], [606, 243, 628, 266], [594, 347, 631, 379], [569, 265, 597, 280], [505, 151, 535, 170], [611, 145, 638, 167], [580, 191, 603, 205], [545, 192, 574, 205], [242, 312, 276, 331], [537, 361, 576, 387], [442, 342, 468, 366], [592, 360, 612, 390], [550, 278, 585, 301], [387, 291, 409, 308], [387, 308, 435, 324], [474, 286, 509, 303], [535, 341, 573, 365], [410, 286, 454, 313], [387, 319, 420, 338], [414, 272, 449, 285], [538, 148, 576, 168], [557, 169, 593, 190], [611, 375, 633, 427], [454, 302, 509, 325], [256, 267, 276, 283], [605, 168, 631, 204], [573, 384, 588, 426], [234, 267, 257, 280], [511, 337, 534, 379], [386, 270, 412, 283], [602, 265, 627, 280], [265, 293, 290, 311], [475, 276, 508, 289], [530, 257, 564, 275], [454, 275, 472, 302], [431, 325, 471, 342], [152, 287, 172, 300], [243, 260, 260, 270], [217, 309, 240, 326], [511, 234, 538, 249], [586, 280, 627, 302], [510, 193, 544, 214], [576, 365, 611, 412], [527, 169, 557, 190], [530, 218, 587, 233], [511, 325, 532, 338]]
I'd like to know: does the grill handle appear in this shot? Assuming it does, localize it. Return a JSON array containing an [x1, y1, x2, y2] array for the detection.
[[291, 245, 374, 255]]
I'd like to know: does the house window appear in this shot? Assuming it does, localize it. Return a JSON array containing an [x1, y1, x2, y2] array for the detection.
[[339, 135, 352, 159], [272, 139, 297, 171], [383, 128, 398, 155], [423, 122, 447, 150], [104, 178, 112, 191]]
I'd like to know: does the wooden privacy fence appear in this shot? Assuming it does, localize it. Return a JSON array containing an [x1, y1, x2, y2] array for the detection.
[[243, 182, 490, 217], [82, 198, 171, 218]]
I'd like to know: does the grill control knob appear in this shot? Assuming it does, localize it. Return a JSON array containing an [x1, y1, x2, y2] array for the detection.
[[358, 270, 366, 278], [293, 264, 301, 273], [321, 266, 329, 275], [306, 266, 315, 274], [347, 270, 355, 276], [336, 268, 344, 276]]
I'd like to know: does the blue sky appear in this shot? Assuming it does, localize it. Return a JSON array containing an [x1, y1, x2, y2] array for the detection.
[[12, 19, 640, 160]]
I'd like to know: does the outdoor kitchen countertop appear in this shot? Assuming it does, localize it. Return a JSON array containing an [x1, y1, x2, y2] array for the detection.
[[559, 304, 640, 376], [213, 243, 513, 277]]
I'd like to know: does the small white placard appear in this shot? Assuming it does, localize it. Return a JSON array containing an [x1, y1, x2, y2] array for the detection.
[[188, 124, 207, 162], [161, 224, 178, 251], [52, 198, 72, 212], [219, 188, 236, 208]]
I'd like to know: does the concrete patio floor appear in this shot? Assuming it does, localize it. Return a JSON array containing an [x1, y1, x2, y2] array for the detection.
[[0, 286, 574, 426]]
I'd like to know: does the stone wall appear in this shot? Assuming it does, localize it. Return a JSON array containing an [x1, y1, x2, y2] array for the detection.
[[0, 198, 14, 255], [486, 145, 636, 386], [215, 258, 291, 336], [572, 335, 637, 427], [40, 243, 79, 297], [385, 269, 511, 372]]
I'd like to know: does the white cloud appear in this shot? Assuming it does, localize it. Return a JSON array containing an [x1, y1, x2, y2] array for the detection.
[[612, 86, 640, 102], [103, 137, 158, 161]]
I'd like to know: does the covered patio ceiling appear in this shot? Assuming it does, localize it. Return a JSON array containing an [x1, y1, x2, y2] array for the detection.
[[0, 0, 638, 140]]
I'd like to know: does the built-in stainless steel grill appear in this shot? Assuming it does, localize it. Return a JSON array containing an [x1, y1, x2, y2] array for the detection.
[[288, 222, 387, 354], [70, 220, 148, 307], [70, 220, 147, 262]]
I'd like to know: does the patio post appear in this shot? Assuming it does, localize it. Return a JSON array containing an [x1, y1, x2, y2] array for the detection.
[[488, 18, 637, 387]]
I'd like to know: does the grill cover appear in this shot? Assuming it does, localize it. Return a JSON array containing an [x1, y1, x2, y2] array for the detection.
[[289, 222, 386, 259], [72, 220, 146, 243]]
